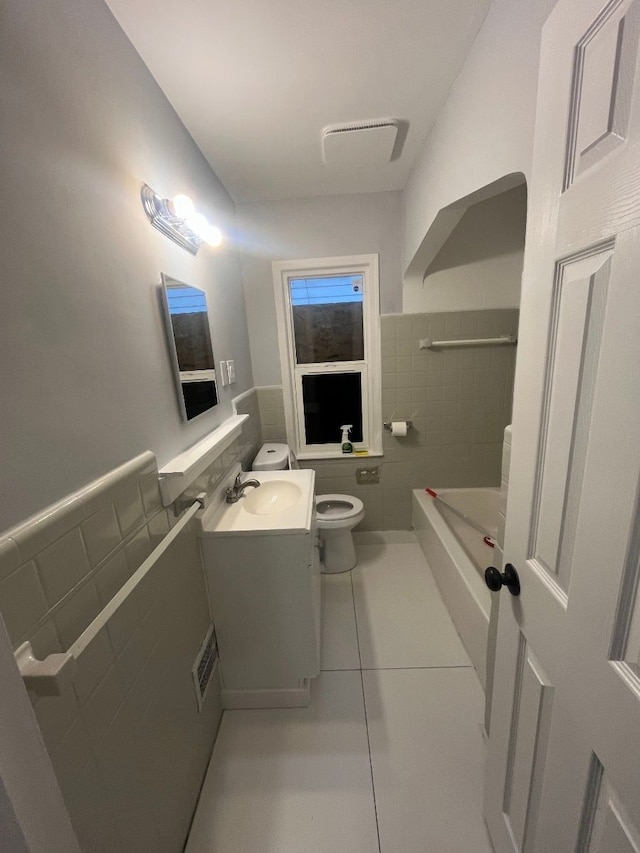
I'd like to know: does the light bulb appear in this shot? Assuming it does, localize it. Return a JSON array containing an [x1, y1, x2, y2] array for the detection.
[[204, 225, 223, 247], [186, 212, 209, 239], [172, 193, 195, 219]]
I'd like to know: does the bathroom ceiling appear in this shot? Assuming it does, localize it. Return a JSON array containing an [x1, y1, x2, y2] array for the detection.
[[105, 0, 493, 203]]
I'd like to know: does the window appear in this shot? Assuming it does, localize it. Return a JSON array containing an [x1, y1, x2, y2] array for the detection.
[[273, 255, 382, 458]]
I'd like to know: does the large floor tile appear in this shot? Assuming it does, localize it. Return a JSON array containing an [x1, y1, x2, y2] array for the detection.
[[363, 667, 492, 853], [185, 671, 379, 853], [320, 574, 360, 671], [352, 544, 471, 669]]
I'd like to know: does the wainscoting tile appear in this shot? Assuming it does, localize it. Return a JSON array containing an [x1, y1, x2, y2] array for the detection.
[[115, 625, 149, 694], [0, 561, 49, 643], [124, 526, 152, 573], [113, 484, 145, 538], [107, 592, 141, 656], [81, 505, 120, 569], [82, 666, 125, 746], [147, 510, 171, 548], [80, 452, 156, 518], [9, 494, 86, 564], [94, 550, 130, 606], [33, 677, 80, 753], [73, 629, 114, 704], [29, 618, 62, 658], [0, 537, 21, 582], [380, 316, 397, 340], [62, 759, 117, 853], [139, 471, 162, 517], [94, 706, 161, 853], [54, 580, 102, 649], [50, 717, 93, 794], [396, 338, 413, 356]]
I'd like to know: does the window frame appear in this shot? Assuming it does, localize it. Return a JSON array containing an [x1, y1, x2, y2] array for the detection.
[[272, 254, 382, 460]]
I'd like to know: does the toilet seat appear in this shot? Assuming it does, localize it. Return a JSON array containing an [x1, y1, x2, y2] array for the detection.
[[315, 494, 364, 522]]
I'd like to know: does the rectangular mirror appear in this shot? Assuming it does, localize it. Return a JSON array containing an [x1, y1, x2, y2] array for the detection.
[[160, 274, 218, 421]]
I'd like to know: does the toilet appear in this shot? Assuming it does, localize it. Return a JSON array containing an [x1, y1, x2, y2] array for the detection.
[[251, 443, 365, 573], [314, 494, 365, 573]]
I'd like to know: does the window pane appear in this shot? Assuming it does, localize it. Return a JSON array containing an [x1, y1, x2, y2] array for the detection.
[[302, 373, 363, 444], [290, 275, 364, 363]]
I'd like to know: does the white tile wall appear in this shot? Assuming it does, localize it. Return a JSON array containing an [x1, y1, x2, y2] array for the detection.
[[251, 309, 517, 530], [37, 529, 91, 605], [81, 505, 121, 568], [0, 560, 49, 641], [0, 448, 224, 853]]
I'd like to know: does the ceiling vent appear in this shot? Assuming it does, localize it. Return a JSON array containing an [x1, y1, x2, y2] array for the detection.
[[322, 119, 398, 166]]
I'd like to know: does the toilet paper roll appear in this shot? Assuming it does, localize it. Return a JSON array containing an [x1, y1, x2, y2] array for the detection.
[[391, 421, 408, 437]]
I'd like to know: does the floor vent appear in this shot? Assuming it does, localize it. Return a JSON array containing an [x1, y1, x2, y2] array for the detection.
[[192, 624, 218, 711]]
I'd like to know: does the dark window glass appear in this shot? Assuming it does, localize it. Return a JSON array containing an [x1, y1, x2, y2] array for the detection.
[[290, 275, 364, 363], [302, 373, 363, 444]]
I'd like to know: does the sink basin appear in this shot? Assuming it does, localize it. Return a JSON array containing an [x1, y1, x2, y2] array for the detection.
[[242, 480, 302, 515], [200, 468, 315, 536]]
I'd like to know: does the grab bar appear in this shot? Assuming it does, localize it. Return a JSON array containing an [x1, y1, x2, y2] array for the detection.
[[15, 495, 206, 695], [419, 335, 517, 349]]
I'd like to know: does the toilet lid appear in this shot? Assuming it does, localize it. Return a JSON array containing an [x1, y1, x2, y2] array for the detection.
[[315, 493, 364, 520]]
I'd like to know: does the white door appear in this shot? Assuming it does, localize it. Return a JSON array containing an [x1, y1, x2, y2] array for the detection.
[[485, 0, 640, 851]]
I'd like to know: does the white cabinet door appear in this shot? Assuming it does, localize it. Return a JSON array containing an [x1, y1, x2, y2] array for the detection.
[[485, 1, 640, 850]]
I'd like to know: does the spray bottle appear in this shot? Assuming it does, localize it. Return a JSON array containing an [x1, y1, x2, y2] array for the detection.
[[340, 424, 353, 454]]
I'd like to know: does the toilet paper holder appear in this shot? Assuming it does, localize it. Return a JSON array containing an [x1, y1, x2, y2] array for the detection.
[[383, 421, 413, 431]]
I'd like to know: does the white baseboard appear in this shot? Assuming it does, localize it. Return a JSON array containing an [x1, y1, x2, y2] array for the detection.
[[221, 681, 311, 709]]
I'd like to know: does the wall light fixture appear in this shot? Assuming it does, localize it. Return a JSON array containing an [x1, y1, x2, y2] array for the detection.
[[141, 184, 223, 255]]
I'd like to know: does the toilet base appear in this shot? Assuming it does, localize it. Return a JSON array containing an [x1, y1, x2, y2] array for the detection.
[[321, 531, 357, 573]]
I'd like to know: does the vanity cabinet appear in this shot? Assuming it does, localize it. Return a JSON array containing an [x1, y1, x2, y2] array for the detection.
[[199, 469, 320, 709]]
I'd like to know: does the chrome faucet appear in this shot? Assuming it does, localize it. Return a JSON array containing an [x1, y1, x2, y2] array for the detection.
[[225, 474, 261, 504]]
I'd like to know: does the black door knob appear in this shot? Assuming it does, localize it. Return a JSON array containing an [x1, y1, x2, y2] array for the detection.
[[485, 563, 520, 596]]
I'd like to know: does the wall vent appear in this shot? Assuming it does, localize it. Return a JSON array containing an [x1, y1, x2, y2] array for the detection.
[[192, 624, 218, 711], [322, 118, 398, 166]]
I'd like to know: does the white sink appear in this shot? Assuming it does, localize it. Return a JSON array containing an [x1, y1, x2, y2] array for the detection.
[[243, 480, 302, 515], [200, 468, 316, 536]]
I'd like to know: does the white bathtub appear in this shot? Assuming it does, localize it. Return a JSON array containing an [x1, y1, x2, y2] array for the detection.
[[412, 487, 500, 690]]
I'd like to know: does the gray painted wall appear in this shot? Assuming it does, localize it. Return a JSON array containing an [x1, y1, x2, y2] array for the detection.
[[405, 185, 527, 313], [0, 0, 254, 532], [237, 192, 402, 387], [402, 0, 558, 274]]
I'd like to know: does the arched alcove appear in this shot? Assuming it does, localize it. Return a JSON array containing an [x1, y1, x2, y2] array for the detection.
[[410, 183, 527, 313], [403, 173, 527, 313]]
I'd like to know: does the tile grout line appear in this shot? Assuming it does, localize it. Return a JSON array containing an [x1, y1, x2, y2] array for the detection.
[[350, 569, 383, 853]]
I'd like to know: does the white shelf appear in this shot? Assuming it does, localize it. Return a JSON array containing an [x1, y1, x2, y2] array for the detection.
[[158, 414, 249, 506]]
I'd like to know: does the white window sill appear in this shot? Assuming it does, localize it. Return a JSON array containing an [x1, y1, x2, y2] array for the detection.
[[295, 450, 383, 461]]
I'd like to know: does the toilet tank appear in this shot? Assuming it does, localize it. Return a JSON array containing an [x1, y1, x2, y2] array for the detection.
[[252, 443, 290, 471]]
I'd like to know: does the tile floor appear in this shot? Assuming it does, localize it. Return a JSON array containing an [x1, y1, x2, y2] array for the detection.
[[186, 533, 494, 853]]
